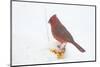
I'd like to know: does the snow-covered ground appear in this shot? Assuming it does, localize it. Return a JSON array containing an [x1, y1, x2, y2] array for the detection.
[[12, 1, 95, 66]]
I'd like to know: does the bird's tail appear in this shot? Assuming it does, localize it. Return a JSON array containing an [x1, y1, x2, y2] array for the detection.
[[72, 41, 85, 53]]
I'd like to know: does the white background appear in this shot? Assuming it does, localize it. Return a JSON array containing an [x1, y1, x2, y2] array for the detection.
[[12, 1, 95, 65], [0, 0, 100, 67]]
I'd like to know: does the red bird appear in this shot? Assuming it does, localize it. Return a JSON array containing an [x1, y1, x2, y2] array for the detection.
[[48, 14, 85, 53]]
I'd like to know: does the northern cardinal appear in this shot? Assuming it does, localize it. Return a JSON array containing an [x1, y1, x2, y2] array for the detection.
[[48, 14, 85, 53]]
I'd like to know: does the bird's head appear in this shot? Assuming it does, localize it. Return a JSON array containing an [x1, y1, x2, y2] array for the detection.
[[48, 14, 57, 24]]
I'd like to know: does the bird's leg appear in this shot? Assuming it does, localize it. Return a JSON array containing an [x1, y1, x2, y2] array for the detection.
[[57, 45, 60, 49], [56, 43, 66, 52], [60, 43, 66, 53], [56, 42, 62, 51]]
